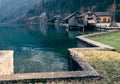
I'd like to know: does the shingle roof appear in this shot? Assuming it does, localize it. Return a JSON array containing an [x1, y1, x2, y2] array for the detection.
[[95, 12, 112, 16], [64, 11, 81, 21], [81, 12, 112, 17], [81, 11, 95, 17]]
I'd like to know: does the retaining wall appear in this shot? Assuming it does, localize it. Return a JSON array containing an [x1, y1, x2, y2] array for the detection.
[[76, 31, 119, 51], [1, 31, 119, 82]]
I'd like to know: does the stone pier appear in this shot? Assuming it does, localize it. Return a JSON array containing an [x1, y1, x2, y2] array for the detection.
[[0, 50, 14, 75]]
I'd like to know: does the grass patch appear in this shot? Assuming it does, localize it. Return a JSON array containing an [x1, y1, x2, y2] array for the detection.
[[76, 50, 120, 84], [90, 32, 120, 52]]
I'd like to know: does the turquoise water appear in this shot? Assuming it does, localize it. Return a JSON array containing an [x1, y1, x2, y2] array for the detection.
[[0, 24, 82, 73]]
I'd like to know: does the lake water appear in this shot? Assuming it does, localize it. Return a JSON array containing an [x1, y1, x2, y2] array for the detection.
[[0, 24, 83, 73]]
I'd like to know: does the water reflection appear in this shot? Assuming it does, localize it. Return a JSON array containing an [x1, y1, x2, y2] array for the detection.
[[0, 24, 82, 73]]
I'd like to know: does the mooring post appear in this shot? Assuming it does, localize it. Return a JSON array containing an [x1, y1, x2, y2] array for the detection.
[[83, 26, 85, 34]]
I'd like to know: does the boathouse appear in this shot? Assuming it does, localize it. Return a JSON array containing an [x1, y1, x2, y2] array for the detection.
[[81, 11, 97, 25], [64, 11, 84, 27], [47, 15, 62, 24], [95, 12, 112, 23], [53, 15, 62, 24]]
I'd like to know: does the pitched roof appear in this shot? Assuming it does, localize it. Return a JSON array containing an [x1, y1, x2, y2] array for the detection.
[[81, 11, 95, 17], [28, 16, 39, 20], [95, 12, 112, 16], [81, 11, 112, 17], [64, 11, 81, 21], [53, 15, 61, 18]]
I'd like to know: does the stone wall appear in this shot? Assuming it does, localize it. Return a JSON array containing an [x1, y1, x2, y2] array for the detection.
[[76, 31, 117, 51], [96, 23, 120, 27], [0, 50, 14, 75]]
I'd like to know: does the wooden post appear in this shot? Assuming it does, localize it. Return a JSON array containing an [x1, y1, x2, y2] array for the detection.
[[83, 26, 85, 34]]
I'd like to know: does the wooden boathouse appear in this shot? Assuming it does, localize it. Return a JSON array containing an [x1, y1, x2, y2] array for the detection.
[[64, 11, 113, 31], [64, 11, 85, 31]]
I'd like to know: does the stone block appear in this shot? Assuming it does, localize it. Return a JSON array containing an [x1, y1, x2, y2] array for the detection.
[[0, 50, 14, 75]]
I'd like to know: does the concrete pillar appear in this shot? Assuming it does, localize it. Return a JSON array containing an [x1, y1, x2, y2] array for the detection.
[[0, 50, 14, 75]]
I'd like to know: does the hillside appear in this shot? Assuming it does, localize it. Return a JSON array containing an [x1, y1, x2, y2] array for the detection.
[[0, 0, 41, 23], [15, 0, 120, 23], [1, 0, 120, 23]]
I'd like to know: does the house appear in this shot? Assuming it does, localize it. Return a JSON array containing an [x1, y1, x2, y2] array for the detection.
[[39, 12, 47, 24], [95, 12, 112, 23], [81, 11, 97, 25], [28, 16, 40, 24], [64, 11, 113, 31], [47, 14, 62, 24], [53, 15, 62, 24], [81, 11, 112, 24], [64, 11, 84, 27]]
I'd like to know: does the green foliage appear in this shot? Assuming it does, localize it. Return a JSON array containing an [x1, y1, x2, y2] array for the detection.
[[0, 0, 41, 23], [90, 32, 120, 52], [77, 50, 120, 83], [26, 0, 120, 19], [27, 9, 35, 17]]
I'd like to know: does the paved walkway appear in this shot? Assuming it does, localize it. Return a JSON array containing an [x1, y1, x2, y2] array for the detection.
[[0, 71, 99, 82]]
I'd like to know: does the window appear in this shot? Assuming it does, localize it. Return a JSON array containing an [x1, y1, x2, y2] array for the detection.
[[87, 18, 93, 20], [108, 19, 111, 23], [97, 18, 101, 20], [97, 18, 101, 23], [103, 18, 106, 22], [88, 13, 92, 16]]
